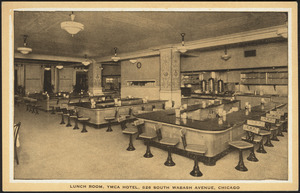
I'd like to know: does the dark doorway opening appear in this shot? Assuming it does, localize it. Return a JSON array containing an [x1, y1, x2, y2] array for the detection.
[[44, 70, 52, 93], [75, 72, 88, 93], [14, 69, 18, 93]]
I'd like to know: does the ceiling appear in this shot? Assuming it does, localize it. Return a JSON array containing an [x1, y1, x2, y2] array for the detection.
[[14, 11, 286, 60]]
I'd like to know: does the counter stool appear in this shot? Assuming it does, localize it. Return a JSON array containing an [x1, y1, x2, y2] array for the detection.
[[49, 105, 56, 114], [228, 140, 255, 172], [33, 105, 41, 114], [78, 117, 90, 133], [57, 108, 66, 124], [70, 111, 79, 130], [104, 109, 118, 132], [159, 129, 179, 166], [64, 110, 72, 127], [180, 128, 207, 177], [122, 120, 143, 151], [25, 102, 30, 111], [139, 124, 159, 158]]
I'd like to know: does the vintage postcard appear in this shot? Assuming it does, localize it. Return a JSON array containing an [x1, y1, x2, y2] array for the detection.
[[2, 1, 298, 191]]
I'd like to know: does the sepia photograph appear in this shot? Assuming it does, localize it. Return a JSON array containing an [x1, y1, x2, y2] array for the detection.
[[2, 1, 298, 191]]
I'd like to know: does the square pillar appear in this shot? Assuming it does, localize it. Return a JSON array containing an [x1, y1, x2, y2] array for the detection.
[[88, 60, 104, 96], [160, 48, 181, 108]]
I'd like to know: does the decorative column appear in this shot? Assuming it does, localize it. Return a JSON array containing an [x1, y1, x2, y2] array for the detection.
[[159, 48, 181, 108], [88, 60, 104, 96]]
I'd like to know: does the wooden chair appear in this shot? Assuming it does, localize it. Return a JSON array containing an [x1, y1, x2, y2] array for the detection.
[[269, 110, 286, 137], [122, 120, 144, 151], [275, 106, 288, 132], [242, 122, 271, 154], [14, 122, 21, 165], [180, 128, 207, 177], [139, 124, 159, 158], [104, 108, 118, 132], [261, 116, 279, 141], [157, 125, 180, 166]]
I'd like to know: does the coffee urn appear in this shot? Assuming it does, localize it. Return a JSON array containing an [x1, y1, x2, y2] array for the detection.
[[217, 79, 224, 93]]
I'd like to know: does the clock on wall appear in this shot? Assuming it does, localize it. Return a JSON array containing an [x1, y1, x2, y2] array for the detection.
[[136, 62, 142, 69]]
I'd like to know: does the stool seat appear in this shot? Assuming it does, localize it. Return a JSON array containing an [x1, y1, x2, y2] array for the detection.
[[122, 128, 138, 135], [63, 113, 70, 116], [120, 114, 130, 118], [259, 130, 272, 136], [70, 115, 77, 118], [241, 136, 262, 143], [78, 117, 90, 121], [139, 133, 157, 139], [104, 116, 115, 121], [269, 126, 278, 131], [160, 138, 179, 146], [185, 144, 207, 154], [229, 141, 254, 149]]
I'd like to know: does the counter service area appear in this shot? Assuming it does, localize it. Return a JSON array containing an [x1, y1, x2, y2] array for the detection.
[[9, 8, 293, 185]]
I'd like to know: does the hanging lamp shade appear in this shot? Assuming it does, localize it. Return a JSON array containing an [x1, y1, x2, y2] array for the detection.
[[17, 35, 32, 54], [111, 47, 120, 62], [61, 12, 84, 37], [221, 46, 231, 61], [177, 33, 188, 53], [82, 54, 91, 66], [44, 66, 51, 71], [56, 65, 63, 69]]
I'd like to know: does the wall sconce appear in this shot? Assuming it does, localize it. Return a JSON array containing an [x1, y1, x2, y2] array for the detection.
[[221, 46, 231, 61], [111, 47, 120, 62], [129, 59, 137, 64], [177, 33, 188, 53]]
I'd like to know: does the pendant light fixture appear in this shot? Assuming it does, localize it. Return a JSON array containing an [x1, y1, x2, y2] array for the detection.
[[177, 33, 188, 53], [111, 47, 120, 62], [17, 35, 32, 54], [44, 65, 51, 71], [221, 46, 231, 61], [56, 65, 63, 70], [61, 11, 84, 37], [82, 54, 91, 66]]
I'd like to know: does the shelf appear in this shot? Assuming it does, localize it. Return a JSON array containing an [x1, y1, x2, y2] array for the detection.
[[126, 80, 156, 87]]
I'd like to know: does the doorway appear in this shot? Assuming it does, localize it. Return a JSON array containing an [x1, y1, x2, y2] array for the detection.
[[43, 70, 52, 93], [75, 72, 88, 93]]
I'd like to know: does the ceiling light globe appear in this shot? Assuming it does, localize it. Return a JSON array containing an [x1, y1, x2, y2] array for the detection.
[[17, 47, 32, 54], [61, 21, 84, 35]]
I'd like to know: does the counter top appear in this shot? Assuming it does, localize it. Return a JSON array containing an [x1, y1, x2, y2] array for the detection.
[[235, 93, 280, 98], [135, 102, 284, 132], [69, 100, 167, 110], [180, 100, 239, 114]]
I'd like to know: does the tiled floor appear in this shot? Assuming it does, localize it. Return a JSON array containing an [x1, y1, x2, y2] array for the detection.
[[13, 104, 288, 180]]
